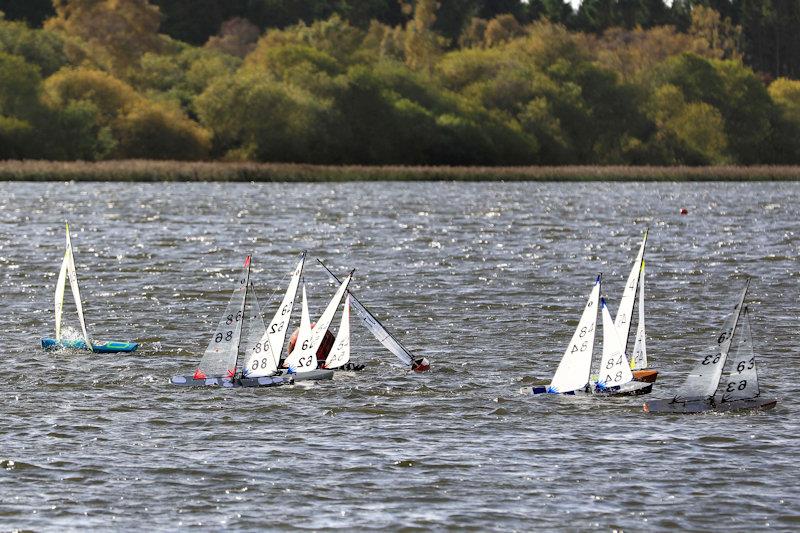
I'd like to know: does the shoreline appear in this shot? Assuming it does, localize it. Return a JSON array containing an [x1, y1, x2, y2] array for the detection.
[[2, 160, 800, 182]]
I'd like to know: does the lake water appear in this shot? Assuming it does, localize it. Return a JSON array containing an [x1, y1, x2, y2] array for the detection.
[[0, 181, 798, 530]]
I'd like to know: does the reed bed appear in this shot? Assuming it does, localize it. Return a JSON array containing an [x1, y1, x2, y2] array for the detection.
[[1, 160, 800, 182]]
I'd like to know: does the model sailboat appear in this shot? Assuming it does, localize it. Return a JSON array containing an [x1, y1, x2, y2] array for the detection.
[[522, 275, 652, 396], [613, 230, 657, 383], [319, 260, 430, 372], [41, 224, 138, 354], [282, 272, 351, 375], [644, 279, 777, 413]]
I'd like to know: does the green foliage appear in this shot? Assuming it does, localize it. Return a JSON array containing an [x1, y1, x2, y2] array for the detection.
[[1, 2, 800, 165], [0, 14, 68, 76]]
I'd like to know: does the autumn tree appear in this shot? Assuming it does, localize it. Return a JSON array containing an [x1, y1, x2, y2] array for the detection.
[[45, 0, 164, 73], [404, 0, 443, 72]]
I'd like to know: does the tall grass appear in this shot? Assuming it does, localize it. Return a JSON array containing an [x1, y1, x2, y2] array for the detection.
[[1, 160, 800, 181]]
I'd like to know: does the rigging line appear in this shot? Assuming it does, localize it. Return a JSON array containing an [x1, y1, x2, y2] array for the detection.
[[257, 250, 307, 321]]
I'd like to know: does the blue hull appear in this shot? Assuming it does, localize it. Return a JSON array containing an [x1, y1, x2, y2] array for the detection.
[[41, 338, 139, 353], [170, 375, 290, 388]]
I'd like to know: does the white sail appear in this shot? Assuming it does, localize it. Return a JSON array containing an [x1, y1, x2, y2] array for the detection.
[[630, 261, 647, 370], [324, 294, 351, 369], [283, 285, 316, 372], [195, 256, 251, 378], [64, 227, 92, 349], [309, 273, 352, 352], [243, 253, 305, 377], [549, 276, 600, 394], [614, 229, 647, 351], [54, 246, 69, 341], [596, 298, 634, 389], [240, 283, 273, 377], [720, 308, 760, 402], [675, 279, 749, 401]]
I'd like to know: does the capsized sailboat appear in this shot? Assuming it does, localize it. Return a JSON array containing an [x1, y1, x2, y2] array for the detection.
[[522, 275, 652, 397], [644, 280, 777, 413], [613, 230, 657, 383], [172, 256, 324, 388], [318, 260, 430, 372], [41, 224, 138, 354]]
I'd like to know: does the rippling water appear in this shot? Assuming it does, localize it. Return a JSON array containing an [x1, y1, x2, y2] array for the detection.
[[1, 181, 798, 530]]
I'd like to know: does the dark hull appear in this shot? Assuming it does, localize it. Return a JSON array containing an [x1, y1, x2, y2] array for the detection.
[[643, 397, 778, 414], [522, 380, 652, 397]]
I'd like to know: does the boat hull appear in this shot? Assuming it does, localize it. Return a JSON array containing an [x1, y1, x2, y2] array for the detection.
[[170, 375, 290, 388], [521, 386, 577, 396], [596, 380, 653, 396], [522, 380, 652, 397], [632, 369, 658, 383], [288, 369, 334, 382], [42, 338, 139, 353], [643, 396, 778, 414]]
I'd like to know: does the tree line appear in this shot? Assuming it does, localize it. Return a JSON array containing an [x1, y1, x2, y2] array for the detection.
[[0, 0, 799, 165]]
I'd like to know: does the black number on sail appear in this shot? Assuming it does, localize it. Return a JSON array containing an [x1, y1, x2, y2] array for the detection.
[[726, 380, 747, 392], [197, 258, 251, 378]]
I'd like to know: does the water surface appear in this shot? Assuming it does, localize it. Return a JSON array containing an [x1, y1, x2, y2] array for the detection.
[[1, 181, 798, 530]]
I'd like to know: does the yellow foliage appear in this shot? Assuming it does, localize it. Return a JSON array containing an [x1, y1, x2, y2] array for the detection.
[[115, 100, 210, 160], [769, 78, 800, 125], [43, 67, 139, 122], [592, 26, 712, 82], [46, 0, 163, 74]]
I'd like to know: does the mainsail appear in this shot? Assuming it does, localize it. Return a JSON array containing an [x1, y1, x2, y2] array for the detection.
[[630, 261, 647, 370], [319, 260, 418, 368], [548, 276, 600, 393], [614, 229, 647, 352], [243, 252, 305, 377], [54, 241, 69, 341], [309, 273, 352, 352], [595, 298, 634, 389], [240, 283, 271, 377], [675, 279, 749, 401], [324, 294, 351, 369], [720, 307, 760, 402], [55, 224, 92, 349], [282, 285, 316, 371], [195, 256, 251, 379]]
